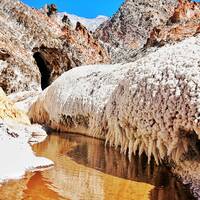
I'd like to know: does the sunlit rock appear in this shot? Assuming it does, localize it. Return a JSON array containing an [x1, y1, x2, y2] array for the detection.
[[95, 0, 178, 63], [0, 87, 30, 124], [8, 90, 40, 113], [95, 0, 200, 64]]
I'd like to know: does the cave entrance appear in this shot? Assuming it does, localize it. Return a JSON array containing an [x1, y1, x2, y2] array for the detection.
[[33, 52, 51, 90]]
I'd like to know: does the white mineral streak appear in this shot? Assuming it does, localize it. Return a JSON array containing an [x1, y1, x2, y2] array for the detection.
[[29, 35, 200, 166]]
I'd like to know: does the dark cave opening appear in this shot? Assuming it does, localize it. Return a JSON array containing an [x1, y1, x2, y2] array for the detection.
[[33, 52, 51, 90]]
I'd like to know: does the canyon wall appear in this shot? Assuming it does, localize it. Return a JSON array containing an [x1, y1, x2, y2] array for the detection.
[[95, 0, 200, 63], [0, 0, 109, 94]]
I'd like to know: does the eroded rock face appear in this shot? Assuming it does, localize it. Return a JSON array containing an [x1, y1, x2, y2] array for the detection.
[[95, 0, 178, 63], [28, 35, 200, 197], [0, 0, 110, 94], [29, 35, 200, 164], [95, 0, 200, 63], [169, 0, 200, 23]]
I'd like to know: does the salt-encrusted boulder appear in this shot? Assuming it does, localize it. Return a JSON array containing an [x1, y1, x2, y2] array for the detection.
[[29, 35, 200, 197], [29, 35, 200, 165]]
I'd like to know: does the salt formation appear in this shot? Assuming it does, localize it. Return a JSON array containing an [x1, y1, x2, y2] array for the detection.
[[0, 122, 53, 182], [0, 88, 53, 182], [29, 35, 200, 166]]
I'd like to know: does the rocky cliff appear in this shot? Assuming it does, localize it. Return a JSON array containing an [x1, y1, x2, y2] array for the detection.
[[146, 0, 200, 48], [0, 0, 110, 94], [95, 0, 200, 63]]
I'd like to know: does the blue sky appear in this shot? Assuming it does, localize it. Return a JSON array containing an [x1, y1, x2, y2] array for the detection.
[[21, 0, 125, 18]]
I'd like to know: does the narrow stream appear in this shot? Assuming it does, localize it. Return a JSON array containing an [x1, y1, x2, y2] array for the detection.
[[0, 132, 195, 200]]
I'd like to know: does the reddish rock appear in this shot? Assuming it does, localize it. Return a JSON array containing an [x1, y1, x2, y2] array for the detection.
[[95, 0, 200, 63], [146, 0, 200, 48]]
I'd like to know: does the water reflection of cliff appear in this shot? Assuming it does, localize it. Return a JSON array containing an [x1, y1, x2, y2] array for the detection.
[[0, 133, 195, 200], [35, 132, 194, 200], [33, 133, 153, 200]]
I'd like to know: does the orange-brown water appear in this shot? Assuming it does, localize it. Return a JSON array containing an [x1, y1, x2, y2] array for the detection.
[[0, 132, 195, 200]]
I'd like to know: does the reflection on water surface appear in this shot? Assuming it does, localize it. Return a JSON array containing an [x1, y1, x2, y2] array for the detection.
[[0, 132, 195, 200]]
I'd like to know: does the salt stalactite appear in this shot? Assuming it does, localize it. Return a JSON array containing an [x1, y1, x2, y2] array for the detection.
[[29, 35, 200, 165]]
